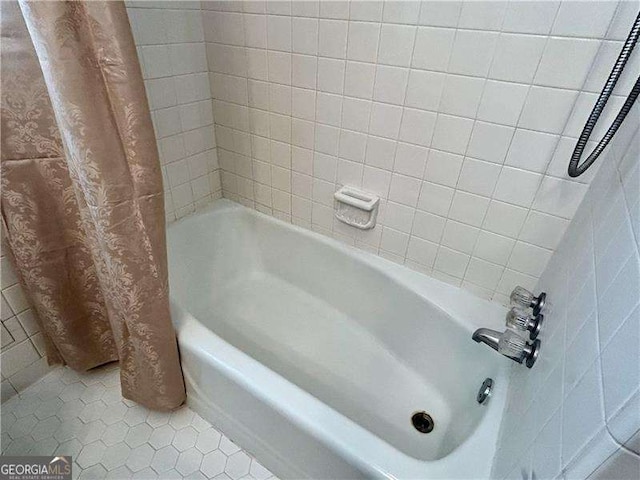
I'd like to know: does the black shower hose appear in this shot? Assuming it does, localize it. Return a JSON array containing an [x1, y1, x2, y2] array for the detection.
[[568, 11, 640, 177]]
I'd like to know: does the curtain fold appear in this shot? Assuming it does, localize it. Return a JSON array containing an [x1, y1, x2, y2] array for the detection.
[[1, 0, 185, 410]]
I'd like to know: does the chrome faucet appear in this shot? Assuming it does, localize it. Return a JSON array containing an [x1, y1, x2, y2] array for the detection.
[[473, 327, 541, 368], [472, 328, 502, 350]]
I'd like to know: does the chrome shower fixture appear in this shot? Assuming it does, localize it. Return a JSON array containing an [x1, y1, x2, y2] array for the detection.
[[472, 328, 541, 368], [498, 329, 540, 368], [505, 307, 544, 340], [510, 286, 547, 315]]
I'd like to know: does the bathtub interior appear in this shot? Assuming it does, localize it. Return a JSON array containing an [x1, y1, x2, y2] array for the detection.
[[168, 202, 504, 462]]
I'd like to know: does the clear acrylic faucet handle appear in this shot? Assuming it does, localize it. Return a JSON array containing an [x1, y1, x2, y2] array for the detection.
[[505, 306, 544, 340], [510, 286, 533, 307], [509, 286, 546, 315], [506, 306, 529, 330], [498, 329, 527, 360]]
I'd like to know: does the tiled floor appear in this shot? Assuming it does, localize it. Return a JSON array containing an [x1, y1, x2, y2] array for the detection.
[[0, 364, 277, 480]]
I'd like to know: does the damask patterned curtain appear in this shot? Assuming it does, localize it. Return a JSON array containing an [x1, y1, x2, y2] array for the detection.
[[0, 0, 185, 410]]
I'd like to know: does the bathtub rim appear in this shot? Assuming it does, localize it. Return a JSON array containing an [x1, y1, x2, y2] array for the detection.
[[167, 199, 507, 335]]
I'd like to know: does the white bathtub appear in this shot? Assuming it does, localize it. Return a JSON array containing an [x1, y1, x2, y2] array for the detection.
[[167, 200, 510, 479]]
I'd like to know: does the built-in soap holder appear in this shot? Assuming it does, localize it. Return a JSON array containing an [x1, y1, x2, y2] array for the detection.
[[334, 186, 379, 230]]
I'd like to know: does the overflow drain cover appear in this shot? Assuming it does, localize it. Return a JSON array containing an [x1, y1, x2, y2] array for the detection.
[[411, 411, 434, 433], [477, 378, 493, 404]]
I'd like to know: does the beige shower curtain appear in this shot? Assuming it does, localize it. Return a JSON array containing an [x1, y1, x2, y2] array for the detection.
[[0, 0, 185, 410]]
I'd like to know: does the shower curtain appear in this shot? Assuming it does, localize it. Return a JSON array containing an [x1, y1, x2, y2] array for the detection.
[[0, 0, 185, 410]]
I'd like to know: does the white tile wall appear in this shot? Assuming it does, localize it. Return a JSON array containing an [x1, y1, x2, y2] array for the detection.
[[1, 241, 52, 402], [491, 98, 639, 479], [204, 0, 638, 305], [126, 1, 223, 222]]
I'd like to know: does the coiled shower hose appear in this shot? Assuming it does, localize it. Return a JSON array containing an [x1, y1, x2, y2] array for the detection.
[[568, 11, 640, 177]]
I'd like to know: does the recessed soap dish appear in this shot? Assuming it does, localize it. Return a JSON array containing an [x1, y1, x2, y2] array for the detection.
[[334, 186, 379, 230]]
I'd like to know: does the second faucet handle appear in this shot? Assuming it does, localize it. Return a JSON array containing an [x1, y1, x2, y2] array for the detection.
[[506, 307, 544, 340]]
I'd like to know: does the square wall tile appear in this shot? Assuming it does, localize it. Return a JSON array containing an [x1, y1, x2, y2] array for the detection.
[[378, 24, 416, 67], [412, 27, 456, 71], [448, 30, 498, 77], [457, 159, 501, 197], [347, 22, 380, 63], [318, 19, 348, 58], [489, 33, 547, 84], [424, 150, 463, 188], [448, 191, 490, 227]]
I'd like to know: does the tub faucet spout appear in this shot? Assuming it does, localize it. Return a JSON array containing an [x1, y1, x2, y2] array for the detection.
[[472, 327, 541, 368], [472, 328, 501, 351]]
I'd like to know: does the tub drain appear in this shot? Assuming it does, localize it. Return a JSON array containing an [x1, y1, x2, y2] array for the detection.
[[411, 411, 434, 433]]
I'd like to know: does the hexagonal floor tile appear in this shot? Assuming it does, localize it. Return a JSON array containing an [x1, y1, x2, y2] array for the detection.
[[1, 411, 17, 431], [219, 436, 241, 456], [201, 450, 227, 478], [125, 444, 154, 473], [78, 464, 107, 480], [195, 428, 221, 454], [168, 407, 194, 430], [190, 414, 211, 433], [80, 384, 106, 404], [148, 424, 175, 449], [160, 469, 183, 480], [34, 397, 63, 420], [78, 420, 107, 444], [225, 451, 251, 480], [169, 406, 193, 430], [36, 381, 65, 403], [100, 402, 128, 425], [130, 467, 157, 479], [105, 465, 132, 480], [59, 383, 86, 402], [56, 399, 85, 421], [123, 406, 148, 426], [29, 436, 59, 456], [0, 432, 11, 453], [125, 423, 152, 448], [102, 421, 130, 447], [77, 441, 107, 469], [8, 414, 38, 438], [79, 401, 107, 423], [12, 395, 42, 418], [150, 445, 179, 474], [146, 410, 169, 428], [173, 426, 198, 452], [78, 371, 104, 387], [183, 471, 207, 480], [250, 459, 273, 480], [101, 442, 132, 470], [60, 368, 79, 384], [176, 447, 203, 476], [102, 388, 124, 406], [31, 415, 61, 442], [55, 439, 83, 458], [212, 473, 232, 480], [3, 437, 33, 456], [53, 417, 83, 443], [102, 385, 126, 406], [101, 370, 120, 388]]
